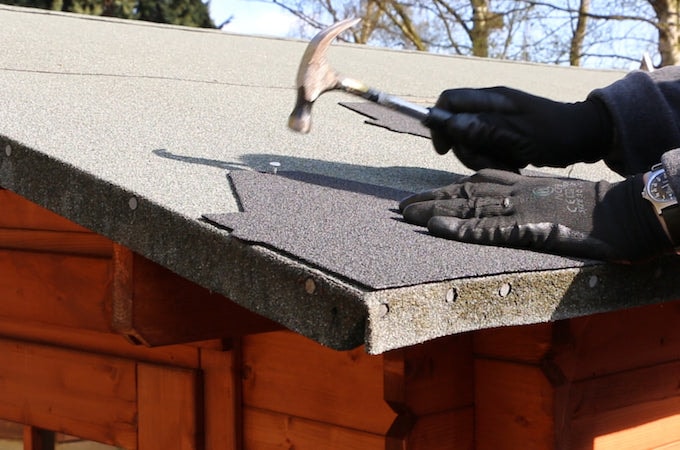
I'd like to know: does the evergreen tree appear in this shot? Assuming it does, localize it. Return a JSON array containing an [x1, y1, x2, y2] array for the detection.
[[1, 0, 214, 28]]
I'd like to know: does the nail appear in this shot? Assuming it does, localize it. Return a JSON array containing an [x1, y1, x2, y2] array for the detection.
[[446, 287, 458, 303], [269, 161, 281, 174], [498, 283, 511, 297], [128, 197, 138, 210], [304, 278, 316, 295], [4, 144, 11, 156]]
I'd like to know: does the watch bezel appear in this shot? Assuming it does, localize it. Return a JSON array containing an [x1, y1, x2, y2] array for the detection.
[[644, 165, 677, 207]]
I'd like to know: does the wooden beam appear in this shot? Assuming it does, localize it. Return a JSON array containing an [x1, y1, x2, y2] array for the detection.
[[0, 316, 206, 369], [0, 250, 114, 333], [475, 359, 555, 450], [111, 245, 282, 346], [201, 343, 243, 450], [0, 190, 89, 232], [383, 335, 474, 450], [0, 229, 112, 257], [243, 408, 384, 450], [0, 338, 137, 449], [137, 363, 202, 450], [23, 427, 55, 450], [242, 331, 395, 435]]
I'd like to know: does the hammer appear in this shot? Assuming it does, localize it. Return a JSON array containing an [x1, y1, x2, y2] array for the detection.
[[288, 18, 453, 134]]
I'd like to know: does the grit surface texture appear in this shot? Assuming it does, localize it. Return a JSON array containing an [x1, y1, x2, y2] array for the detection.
[[206, 170, 590, 290], [2, 5, 680, 352]]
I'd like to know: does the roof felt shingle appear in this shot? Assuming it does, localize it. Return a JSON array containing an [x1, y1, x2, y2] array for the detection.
[[2, 5, 680, 353]]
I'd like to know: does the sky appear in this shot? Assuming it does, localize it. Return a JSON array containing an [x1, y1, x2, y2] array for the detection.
[[211, 0, 298, 37], [208, 1, 651, 70]]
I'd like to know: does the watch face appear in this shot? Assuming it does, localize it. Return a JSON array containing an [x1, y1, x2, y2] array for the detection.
[[648, 170, 677, 202]]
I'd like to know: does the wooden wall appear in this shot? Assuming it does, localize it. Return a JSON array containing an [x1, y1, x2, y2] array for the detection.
[[2, 188, 680, 450]]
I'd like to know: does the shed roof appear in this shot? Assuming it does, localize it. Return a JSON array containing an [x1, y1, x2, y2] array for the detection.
[[2, 5, 679, 354]]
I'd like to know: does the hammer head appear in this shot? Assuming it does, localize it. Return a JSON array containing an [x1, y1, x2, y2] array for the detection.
[[288, 18, 360, 133]]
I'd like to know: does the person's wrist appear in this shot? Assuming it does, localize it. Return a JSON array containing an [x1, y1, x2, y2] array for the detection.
[[574, 98, 613, 163]]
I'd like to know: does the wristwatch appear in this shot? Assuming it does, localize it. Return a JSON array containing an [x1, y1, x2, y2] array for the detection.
[[642, 163, 680, 247]]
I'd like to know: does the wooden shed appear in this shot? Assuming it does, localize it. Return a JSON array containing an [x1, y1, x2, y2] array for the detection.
[[2, 5, 680, 450]]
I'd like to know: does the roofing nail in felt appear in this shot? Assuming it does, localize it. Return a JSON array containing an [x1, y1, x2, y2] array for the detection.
[[304, 277, 316, 295], [269, 161, 281, 174], [498, 283, 512, 297], [4, 144, 11, 156]]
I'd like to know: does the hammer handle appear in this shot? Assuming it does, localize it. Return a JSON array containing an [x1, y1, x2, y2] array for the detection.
[[340, 78, 452, 129]]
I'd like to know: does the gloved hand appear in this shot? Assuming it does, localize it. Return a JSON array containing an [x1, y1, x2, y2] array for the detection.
[[430, 87, 613, 171], [399, 170, 671, 262]]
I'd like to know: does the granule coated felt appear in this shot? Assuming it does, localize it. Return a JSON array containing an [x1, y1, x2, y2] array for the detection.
[[339, 102, 431, 139], [204, 170, 590, 290]]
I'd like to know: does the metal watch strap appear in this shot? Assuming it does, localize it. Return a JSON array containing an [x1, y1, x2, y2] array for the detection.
[[661, 204, 680, 249]]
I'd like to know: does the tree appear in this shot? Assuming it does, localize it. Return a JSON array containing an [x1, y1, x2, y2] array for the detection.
[[266, 0, 680, 69], [0, 0, 215, 27], [648, 0, 680, 66]]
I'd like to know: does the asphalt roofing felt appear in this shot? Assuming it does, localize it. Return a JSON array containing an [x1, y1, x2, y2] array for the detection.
[[205, 170, 592, 290], [3, 5, 680, 352]]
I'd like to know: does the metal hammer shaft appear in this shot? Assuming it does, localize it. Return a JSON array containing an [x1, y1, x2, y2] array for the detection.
[[288, 18, 453, 133], [338, 76, 453, 127]]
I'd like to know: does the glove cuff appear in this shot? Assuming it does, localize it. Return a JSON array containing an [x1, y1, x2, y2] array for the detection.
[[571, 98, 614, 164], [621, 174, 673, 260]]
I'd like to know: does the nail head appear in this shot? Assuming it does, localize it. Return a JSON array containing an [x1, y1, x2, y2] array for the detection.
[[128, 197, 138, 210], [304, 278, 316, 295], [499, 283, 511, 297], [4, 144, 11, 156]]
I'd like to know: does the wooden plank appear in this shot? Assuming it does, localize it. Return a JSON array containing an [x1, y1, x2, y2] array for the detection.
[[568, 360, 680, 420], [137, 363, 202, 450], [23, 427, 55, 450], [0, 190, 88, 232], [556, 301, 680, 380], [562, 360, 680, 449], [0, 250, 113, 332], [201, 344, 242, 450], [0, 338, 137, 449], [475, 358, 555, 450], [0, 229, 112, 257], [384, 334, 473, 417], [407, 408, 474, 450], [243, 407, 384, 450], [569, 396, 680, 450], [242, 331, 395, 435], [0, 316, 202, 368], [112, 246, 282, 346], [384, 335, 473, 450], [473, 322, 554, 363], [655, 440, 680, 450]]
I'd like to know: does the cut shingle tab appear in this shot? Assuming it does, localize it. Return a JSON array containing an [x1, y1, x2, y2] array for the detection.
[[205, 170, 592, 290]]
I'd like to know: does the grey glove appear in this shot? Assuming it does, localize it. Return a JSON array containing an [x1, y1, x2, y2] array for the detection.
[[431, 87, 613, 171], [399, 169, 671, 262]]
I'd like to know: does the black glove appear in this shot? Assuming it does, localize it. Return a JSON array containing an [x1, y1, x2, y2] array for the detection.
[[399, 169, 671, 262], [430, 87, 613, 171]]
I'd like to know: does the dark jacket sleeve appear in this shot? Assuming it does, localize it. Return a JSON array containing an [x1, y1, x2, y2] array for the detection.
[[589, 66, 680, 176]]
